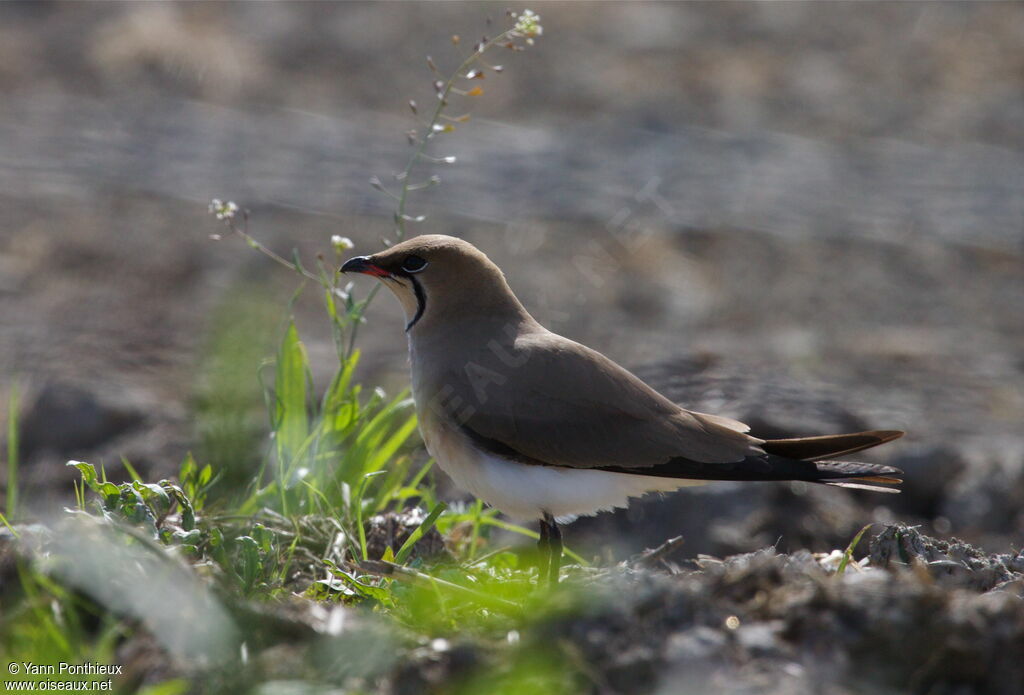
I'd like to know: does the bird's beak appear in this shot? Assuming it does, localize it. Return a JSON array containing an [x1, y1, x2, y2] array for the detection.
[[340, 256, 390, 277]]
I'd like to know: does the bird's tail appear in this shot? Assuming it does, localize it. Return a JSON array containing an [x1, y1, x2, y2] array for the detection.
[[763, 429, 905, 493], [616, 429, 904, 492]]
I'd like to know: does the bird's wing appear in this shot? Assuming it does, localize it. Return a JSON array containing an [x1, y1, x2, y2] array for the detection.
[[431, 330, 760, 469]]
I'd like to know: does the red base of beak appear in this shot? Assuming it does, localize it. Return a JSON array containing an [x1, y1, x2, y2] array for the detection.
[[341, 256, 390, 277]]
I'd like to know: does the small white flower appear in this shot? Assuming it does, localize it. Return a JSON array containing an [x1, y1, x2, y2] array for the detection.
[[208, 199, 238, 220], [331, 235, 354, 252], [514, 9, 543, 38]]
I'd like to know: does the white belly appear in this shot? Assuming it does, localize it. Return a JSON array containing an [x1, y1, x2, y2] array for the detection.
[[416, 405, 702, 521]]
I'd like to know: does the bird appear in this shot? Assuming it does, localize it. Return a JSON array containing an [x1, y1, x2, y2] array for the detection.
[[341, 234, 904, 584]]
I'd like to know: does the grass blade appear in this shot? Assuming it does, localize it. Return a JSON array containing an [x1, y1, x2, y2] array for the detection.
[[359, 559, 521, 616], [121, 456, 143, 483], [394, 502, 447, 564], [5, 384, 18, 519], [355, 471, 387, 561], [837, 523, 873, 575], [0, 510, 17, 537]]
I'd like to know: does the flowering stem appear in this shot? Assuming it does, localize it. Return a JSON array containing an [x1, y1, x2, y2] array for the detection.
[[394, 28, 516, 241], [228, 216, 345, 296], [351, 28, 518, 355], [345, 284, 378, 359]]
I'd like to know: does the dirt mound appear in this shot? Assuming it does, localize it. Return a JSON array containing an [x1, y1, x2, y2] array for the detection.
[[522, 525, 1024, 694]]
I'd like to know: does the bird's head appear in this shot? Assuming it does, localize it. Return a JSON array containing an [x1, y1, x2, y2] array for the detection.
[[341, 234, 531, 332]]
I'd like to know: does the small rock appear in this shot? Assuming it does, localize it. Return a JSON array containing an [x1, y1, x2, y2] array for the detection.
[[665, 626, 727, 663], [17, 381, 143, 458], [869, 524, 1024, 592]]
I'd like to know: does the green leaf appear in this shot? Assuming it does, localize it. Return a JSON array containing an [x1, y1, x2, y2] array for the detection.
[[323, 350, 359, 429], [235, 536, 261, 591], [323, 565, 394, 605], [66, 460, 98, 491], [132, 481, 171, 511], [119, 486, 157, 526], [97, 481, 121, 508], [275, 321, 311, 466], [252, 523, 274, 554], [174, 489, 197, 531], [290, 247, 307, 275], [179, 453, 196, 482], [159, 482, 196, 530], [309, 577, 357, 599], [173, 529, 201, 546]]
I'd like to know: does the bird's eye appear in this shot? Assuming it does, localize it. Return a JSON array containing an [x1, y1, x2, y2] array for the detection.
[[402, 255, 428, 273]]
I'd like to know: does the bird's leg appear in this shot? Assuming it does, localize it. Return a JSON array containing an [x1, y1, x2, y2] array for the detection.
[[537, 516, 550, 582], [544, 512, 562, 586]]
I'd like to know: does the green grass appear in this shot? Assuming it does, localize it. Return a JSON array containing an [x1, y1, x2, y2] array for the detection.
[[0, 308, 587, 693]]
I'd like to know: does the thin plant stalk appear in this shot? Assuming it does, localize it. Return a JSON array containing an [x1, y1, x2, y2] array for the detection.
[[393, 28, 517, 240], [5, 384, 18, 520]]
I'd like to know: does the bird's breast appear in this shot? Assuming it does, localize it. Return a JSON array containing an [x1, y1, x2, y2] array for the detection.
[[407, 340, 455, 465]]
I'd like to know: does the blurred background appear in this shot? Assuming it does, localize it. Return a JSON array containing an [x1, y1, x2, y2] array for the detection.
[[2, 2, 1022, 557]]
